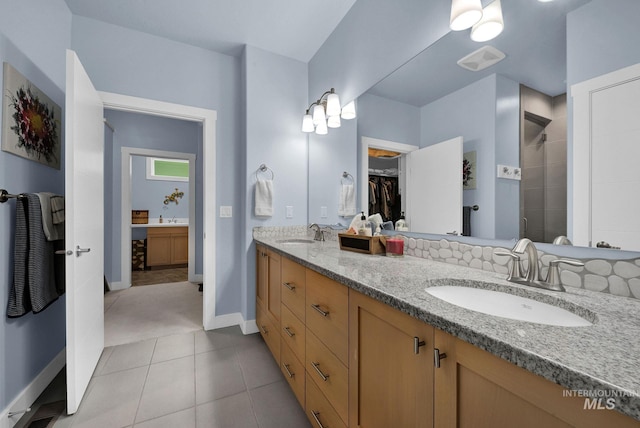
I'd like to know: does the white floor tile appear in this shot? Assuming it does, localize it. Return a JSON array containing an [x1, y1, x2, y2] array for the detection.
[[196, 392, 258, 428], [195, 348, 246, 405], [98, 339, 156, 376], [249, 381, 311, 428], [133, 407, 195, 428], [236, 339, 283, 390], [136, 356, 195, 423], [152, 332, 195, 363]]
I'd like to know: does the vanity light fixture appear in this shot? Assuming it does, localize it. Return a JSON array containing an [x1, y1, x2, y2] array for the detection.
[[470, 0, 504, 42], [302, 88, 356, 134], [450, 0, 483, 31]]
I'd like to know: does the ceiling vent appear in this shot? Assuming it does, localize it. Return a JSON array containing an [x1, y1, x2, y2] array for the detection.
[[457, 45, 506, 72]]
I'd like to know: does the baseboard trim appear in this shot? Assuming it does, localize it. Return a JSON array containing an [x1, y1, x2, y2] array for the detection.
[[191, 274, 203, 283], [2, 348, 66, 428], [108, 281, 126, 290], [205, 312, 258, 335]]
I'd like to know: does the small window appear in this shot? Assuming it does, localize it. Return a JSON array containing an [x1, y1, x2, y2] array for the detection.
[[146, 157, 189, 182]]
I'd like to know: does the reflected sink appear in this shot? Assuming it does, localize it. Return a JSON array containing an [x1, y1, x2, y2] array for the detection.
[[276, 238, 315, 244], [426, 286, 593, 327]]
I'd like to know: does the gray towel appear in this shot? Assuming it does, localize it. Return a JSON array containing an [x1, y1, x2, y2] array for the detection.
[[7, 194, 61, 317]]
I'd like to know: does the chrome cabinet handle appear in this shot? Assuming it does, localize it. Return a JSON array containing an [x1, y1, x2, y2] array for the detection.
[[413, 337, 426, 354], [311, 411, 326, 428], [311, 362, 329, 381], [283, 326, 295, 337], [434, 348, 448, 368], [283, 282, 295, 291], [282, 363, 294, 379], [76, 245, 91, 257], [55, 250, 73, 256], [311, 304, 329, 317]]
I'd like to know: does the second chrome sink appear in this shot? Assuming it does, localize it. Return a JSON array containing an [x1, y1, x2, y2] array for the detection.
[[426, 285, 593, 327]]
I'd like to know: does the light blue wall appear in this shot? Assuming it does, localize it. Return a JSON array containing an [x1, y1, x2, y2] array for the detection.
[[357, 93, 421, 146], [566, 0, 640, 235], [494, 75, 521, 240], [243, 46, 308, 320], [0, 0, 71, 411], [103, 110, 201, 284], [72, 16, 243, 315], [308, 119, 358, 226], [421, 75, 498, 239], [131, 156, 190, 221], [309, 0, 451, 105]]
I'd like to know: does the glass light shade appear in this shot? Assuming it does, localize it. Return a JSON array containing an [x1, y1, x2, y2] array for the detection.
[[327, 115, 341, 128], [312, 104, 326, 125], [471, 0, 504, 42], [340, 100, 357, 120], [450, 0, 483, 31], [325, 92, 341, 117], [301, 114, 314, 132], [315, 119, 328, 135]]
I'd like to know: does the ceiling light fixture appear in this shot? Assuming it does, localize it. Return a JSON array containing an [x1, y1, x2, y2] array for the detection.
[[302, 88, 356, 134], [450, 0, 483, 31], [470, 0, 504, 42]]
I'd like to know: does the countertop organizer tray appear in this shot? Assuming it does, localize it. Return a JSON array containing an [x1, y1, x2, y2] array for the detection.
[[338, 233, 386, 255]]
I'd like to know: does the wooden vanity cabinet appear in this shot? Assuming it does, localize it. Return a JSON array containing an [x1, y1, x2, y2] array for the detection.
[[146, 226, 188, 267], [349, 290, 434, 428], [433, 329, 639, 428], [256, 244, 281, 362]]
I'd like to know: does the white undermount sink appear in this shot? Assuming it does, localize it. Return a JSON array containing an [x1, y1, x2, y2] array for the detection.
[[276, 238, 315, 244], [426, 286, 593, 327]]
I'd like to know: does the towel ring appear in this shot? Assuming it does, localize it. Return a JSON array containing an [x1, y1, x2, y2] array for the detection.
[[256, 164, 274, 180], [341, 171, 354, 184]]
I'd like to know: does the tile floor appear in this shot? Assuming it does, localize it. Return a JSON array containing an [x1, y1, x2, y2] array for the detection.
[[18, 281, 310, 427], [131, 267, 188, 286]]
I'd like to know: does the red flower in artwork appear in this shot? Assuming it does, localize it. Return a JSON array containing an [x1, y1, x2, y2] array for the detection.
[[9, 85, 59, 163]]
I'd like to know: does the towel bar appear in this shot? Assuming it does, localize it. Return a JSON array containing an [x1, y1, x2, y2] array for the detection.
[[0, 189, 25, 203]]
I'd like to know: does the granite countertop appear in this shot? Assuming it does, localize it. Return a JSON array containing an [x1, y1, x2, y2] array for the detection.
[[254, 235, 640, 421]]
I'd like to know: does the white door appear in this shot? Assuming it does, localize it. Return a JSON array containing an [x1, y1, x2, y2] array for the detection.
[[406, 137, 463, 235], [64, 49, 105, 414]]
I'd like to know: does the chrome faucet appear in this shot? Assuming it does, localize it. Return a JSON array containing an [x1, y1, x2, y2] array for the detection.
[[496, 238, 584, 292], [309, 223, 325, 241], [170, 215, 177, 224]]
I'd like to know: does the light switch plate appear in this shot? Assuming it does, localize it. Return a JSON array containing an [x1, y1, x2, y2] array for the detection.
[[321, 206, 328, 218], [220, 206, 232, 218], [286, 206, 294, 218]]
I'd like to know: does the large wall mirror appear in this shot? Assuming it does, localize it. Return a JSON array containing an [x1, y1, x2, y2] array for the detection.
[[308, 0, 640, 255]]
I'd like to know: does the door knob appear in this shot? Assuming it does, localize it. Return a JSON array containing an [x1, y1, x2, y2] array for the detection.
[[55, 250, 73, 256]]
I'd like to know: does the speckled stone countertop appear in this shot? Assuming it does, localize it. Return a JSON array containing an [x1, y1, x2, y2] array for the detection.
[[255, 236, 640, 421]]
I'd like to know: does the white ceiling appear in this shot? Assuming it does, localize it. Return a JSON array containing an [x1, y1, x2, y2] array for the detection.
[[63, 0, 357, 62]]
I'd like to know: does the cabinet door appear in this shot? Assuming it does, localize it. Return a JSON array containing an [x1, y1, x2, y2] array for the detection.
[[171, 228, 188, 264], [281, 257, 306, 321], [146, 232, 172, 266], [256, 245, 268, 310], [349, 290, 434, 428], [433, 329, 639, 428], [266, 251, 281, 324]]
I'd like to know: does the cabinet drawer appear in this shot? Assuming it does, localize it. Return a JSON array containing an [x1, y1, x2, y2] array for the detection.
[[280, 341, 305, 408], [306, 329, 348, 425], [306, 269, 349, 366], [306, 372, 347, 428], [281, 257, 306, 321], [256, 304, 280, 364], [280, 304, 305, 363]]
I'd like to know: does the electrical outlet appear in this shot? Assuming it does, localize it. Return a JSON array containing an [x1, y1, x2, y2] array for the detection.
[[321, 206, 328, 218], [219, 206, 232, 218], [286, 206, 294, 218]]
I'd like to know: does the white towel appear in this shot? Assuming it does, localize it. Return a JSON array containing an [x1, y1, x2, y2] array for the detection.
[[338, 184, 356, 217], [255, 179, 273, 217], [50, 195, 65, 224], [36, 192, 64, 241]]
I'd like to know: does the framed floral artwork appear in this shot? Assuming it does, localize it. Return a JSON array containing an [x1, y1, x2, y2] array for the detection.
[[463, 150, 477, 189], [2, 62, 61, 169]]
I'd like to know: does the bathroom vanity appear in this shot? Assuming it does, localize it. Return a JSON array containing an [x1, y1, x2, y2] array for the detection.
[[145, 226, 188, 267], [255, 236, 640, 428]]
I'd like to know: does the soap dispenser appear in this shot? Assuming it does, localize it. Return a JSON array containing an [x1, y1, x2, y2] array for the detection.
[[395, 212, 408, 231], [358, 211, 372, 236]]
